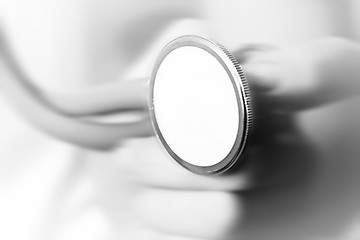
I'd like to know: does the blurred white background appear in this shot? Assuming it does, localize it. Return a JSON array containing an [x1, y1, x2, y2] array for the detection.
[[0, 0, 359, 239]]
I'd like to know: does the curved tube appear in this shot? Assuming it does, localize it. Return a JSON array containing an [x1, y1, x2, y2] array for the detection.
[[0, 28, 153, 150]]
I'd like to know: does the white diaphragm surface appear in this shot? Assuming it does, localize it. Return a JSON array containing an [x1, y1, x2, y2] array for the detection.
[[153, 46, 240, 166]]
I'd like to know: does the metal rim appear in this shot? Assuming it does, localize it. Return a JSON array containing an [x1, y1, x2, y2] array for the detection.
[[149, 35, 252, 175]]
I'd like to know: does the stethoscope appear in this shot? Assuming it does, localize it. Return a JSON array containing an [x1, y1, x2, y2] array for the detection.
[[0, 31, 252, 175]]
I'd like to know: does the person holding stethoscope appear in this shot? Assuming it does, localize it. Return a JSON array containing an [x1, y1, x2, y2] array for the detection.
[[1, 0, 360, 239]]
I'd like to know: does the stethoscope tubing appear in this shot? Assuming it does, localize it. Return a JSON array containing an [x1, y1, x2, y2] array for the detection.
[[0, 27, 153, 150]]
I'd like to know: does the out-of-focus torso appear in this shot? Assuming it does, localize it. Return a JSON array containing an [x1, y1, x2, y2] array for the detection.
[[0, 1, 359, 239]]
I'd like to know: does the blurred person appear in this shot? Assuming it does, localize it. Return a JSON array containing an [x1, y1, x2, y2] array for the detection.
[[0, 1, 360, 240]]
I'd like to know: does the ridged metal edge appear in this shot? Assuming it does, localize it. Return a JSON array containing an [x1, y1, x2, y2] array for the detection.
[[210, 39, 253, 166]]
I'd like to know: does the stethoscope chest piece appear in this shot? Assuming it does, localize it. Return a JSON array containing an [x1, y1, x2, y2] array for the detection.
[[149, 35, 252, 175]]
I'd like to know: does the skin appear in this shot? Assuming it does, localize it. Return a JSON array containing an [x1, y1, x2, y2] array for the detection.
[[1, 1, 360, 239]]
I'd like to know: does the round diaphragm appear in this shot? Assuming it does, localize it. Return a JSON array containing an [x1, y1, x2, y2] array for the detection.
[[149, 35, 252, 175]]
